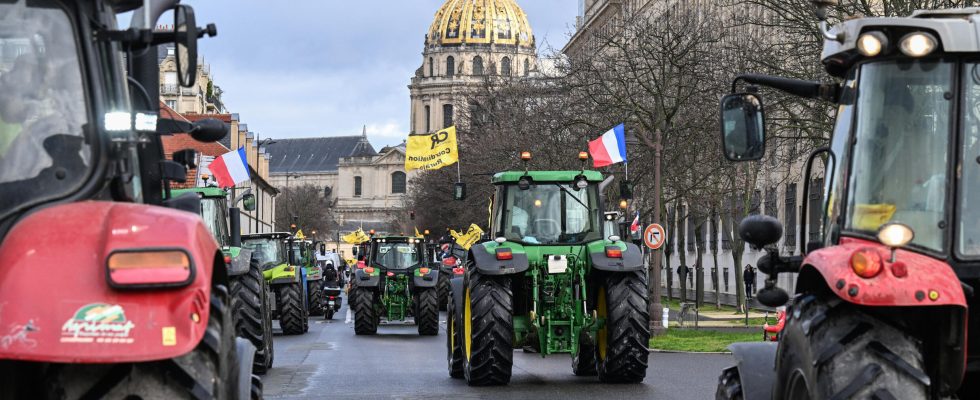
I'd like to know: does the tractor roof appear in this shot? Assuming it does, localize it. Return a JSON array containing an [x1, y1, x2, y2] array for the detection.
[[172, 187, 228, 199], [822, 8, 980, 77], [492, 170, 604, 184], [243, 232, 292, 240]]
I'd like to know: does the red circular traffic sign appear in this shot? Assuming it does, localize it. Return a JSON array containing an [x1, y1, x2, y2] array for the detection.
[[643, 224, 666, 250]]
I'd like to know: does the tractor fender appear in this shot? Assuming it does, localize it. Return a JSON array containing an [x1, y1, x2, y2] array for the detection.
[[589, 242, 644, 272], [353, 268, 381, 288], [726, 342, 777, 400], [0, 201, 220, 364], [226, 246, 252, 276], [234, 338, 256, 400], [266, 263, 300, 286], [449, 277, 465, 321], [468, 243, 529, 276], [800, 237, 967, 308], [412, 267, 440, 288]]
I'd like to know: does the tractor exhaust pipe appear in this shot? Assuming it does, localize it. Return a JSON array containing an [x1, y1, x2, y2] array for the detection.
[[229, 207, 242, 247]]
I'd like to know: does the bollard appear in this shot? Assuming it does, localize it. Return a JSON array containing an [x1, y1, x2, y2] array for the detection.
[[662, 307, 669, 329]]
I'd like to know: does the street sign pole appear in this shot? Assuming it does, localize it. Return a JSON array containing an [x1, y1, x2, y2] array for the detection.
[[644, 222, 667, 334]]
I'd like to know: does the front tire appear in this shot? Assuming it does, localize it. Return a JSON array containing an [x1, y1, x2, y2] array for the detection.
[[438, 273, 450, 311], [307, 281, 324, 317], [417, 288, 439, 336], [447, 291, 465, 378], [277, 283, 307, 335], [462, 272, 513, 386], [716, 366, 743, 400], [773, 295, 929, 399], [572, 331, 598, 376], [596, 271, 649, 383], [230, 260, 274, 374], [353, 288, 379, 335]]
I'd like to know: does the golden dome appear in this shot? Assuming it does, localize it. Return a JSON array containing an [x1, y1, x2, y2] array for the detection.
[[427, 0, 534, 49]]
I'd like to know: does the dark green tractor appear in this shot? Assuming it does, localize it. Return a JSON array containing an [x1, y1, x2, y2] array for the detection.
[[350, 236, 441, 336], [173, 187, 274, 374], [447, 169, 650, 386], [244, 232, 310, 335]]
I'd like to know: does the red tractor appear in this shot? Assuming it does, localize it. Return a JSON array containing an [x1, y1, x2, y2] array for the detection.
[[716, 1, 980, 399], [0, 0, 254, 398]]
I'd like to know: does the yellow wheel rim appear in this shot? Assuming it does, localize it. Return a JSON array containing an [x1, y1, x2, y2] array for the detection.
[[464, 287, 473, 361], [597, 287, 608, 361]]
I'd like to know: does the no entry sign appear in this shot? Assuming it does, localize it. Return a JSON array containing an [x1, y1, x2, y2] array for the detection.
[[643, 223, 666, 250]]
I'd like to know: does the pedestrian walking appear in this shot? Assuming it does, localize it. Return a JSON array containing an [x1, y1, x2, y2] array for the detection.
[[744, 265, 756, 298]]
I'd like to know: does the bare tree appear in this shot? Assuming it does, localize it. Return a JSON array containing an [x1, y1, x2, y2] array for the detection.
[[275, 184, 335, 239]]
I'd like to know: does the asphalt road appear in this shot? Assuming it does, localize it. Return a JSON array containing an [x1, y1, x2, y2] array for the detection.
[[262, 296, 732, 399]]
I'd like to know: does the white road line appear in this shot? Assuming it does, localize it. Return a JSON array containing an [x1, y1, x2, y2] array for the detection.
[[345, 307, 352, 324]]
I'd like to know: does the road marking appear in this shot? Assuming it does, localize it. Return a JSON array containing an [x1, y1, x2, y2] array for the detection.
[[345, 308, 352, 324]]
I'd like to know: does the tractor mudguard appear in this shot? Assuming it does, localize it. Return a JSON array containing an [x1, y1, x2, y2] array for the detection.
[[226, 246, 252, 276], [469, 242, 529, 276], [449, 277, 465, 321], [0, 202, 220, 364], [412, 267, 440, 288], [589, 242, 644, 272], [727, 342, 777, 400], [801, 237, 967, 308], [353, 268, 380, 288], [265, 263, 299, 286]]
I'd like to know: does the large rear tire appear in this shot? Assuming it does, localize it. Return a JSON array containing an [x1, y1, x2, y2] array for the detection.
[[353, 288, 379, 335], [417, 288, 439, 336], [438, 273, 450, 311], [307, 281, 324, 317], [773, 294, 929, 399], [23, 285, 240, 400], [716, 366, 744, 400], [462, 272, 513, 386], [596, 271, 649, 383], [230, 260, 274, 374], [447, 291, 465, 378], [277, 283, 307, 335]]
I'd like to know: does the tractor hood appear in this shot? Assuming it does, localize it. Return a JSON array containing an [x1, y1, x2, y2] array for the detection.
[[0, 201, 220, 363]]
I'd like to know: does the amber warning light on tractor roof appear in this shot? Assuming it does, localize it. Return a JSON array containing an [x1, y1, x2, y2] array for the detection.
[[520, 151, 532, 161]]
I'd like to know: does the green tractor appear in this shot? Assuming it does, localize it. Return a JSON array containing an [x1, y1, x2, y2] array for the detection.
[[243, 232, 310, 335], [446, 169, 650, 386], [350, 236, 441, 335], [289, 238, 324, 317], [172, 187, 275, 374]]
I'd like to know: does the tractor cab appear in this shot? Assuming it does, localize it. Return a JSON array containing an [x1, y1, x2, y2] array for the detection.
[[490, 171, 604, 245], [369, 236, 425, 276], [243, 232, 291, 270]]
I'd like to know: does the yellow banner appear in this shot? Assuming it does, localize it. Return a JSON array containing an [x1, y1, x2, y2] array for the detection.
[[415, 227, 424, 238], [405, 126, 459, 171], [450, 223, 484, 251], [342, 228, 371, 245], [294, 230, 306, 240]]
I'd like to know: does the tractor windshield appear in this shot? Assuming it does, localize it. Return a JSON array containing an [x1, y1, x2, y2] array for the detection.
[[845, 60, 951, 252], [0, 0, 90, 220], [243, 238, 284, 267], [496, 184, 599, 245], [200, 198, 229, 247], [373, 241, 420, 270]]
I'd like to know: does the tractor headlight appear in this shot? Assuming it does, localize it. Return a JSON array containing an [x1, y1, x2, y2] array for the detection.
[[857, 31, 887, 57], [899, 32, 937, 57]]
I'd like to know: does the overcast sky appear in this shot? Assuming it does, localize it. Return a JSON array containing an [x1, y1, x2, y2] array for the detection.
[[173, 1, 578, 147]]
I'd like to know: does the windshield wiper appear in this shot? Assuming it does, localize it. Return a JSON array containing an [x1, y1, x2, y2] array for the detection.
[[554, 183, 589, 209]]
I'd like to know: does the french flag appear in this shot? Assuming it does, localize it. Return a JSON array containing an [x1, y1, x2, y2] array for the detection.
[[588, 123, 627, 168], [208, 147, 251, 189], [630, 212, 640, 234]]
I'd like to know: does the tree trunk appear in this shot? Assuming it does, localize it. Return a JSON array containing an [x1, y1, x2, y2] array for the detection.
[[694, 222, 704, 308], [712, 246, 721, 309], [678, 202, 688, 303]]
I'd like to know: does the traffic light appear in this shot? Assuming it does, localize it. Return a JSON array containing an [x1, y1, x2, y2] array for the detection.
[[410, 210, 416, 220]]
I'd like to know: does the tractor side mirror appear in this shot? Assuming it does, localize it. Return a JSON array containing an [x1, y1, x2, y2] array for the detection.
[[242, 193, 257, 212], [174, 5, 199, 88], [189, 118, 228, 143], [739, 215, 783, 249], [720, 93, 766, 161], [171, 148, 197, 169]]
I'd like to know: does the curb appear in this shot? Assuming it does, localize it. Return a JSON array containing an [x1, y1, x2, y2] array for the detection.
[[648, 348, 732, 355]]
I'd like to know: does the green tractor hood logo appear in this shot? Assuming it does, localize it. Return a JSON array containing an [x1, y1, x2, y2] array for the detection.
[[60, 303, 135, 344]]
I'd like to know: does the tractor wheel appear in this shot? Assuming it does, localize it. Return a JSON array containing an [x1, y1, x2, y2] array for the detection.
[[250, 374, 263, 400], [277, 283, 307, 335], [572, 331, 598, 376], [773, 294, 929, 399], [417, 288, 439, 336], [438, 273, 450, 311], [32, 285, 239, 400], [447, 292, 465, 378], [301, 283, 310, 333], [307, 281, 324, 317], [353, 288, 379, 335], [716, 366, 744, 400], [462, 272, 513, 386], [596, 270, 649, 383], [230, 260, 274, 374]]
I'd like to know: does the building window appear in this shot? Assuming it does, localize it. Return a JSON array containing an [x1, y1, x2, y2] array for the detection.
[[424, 105, 431, 132], [443, 104, 454, 128], [501, 56, 512, 76], [165, 100, 176, 109], [391, 172, 406, 194], [429, 57, 434, 77], [446, 56, 455, 77], [765, 187, 777, 218], [524, 58, 531, 76], [354, 176, 362, 197], [808, 178, 824, 243], [473, 56, 484, 75], [785, 183, 797, 248]]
